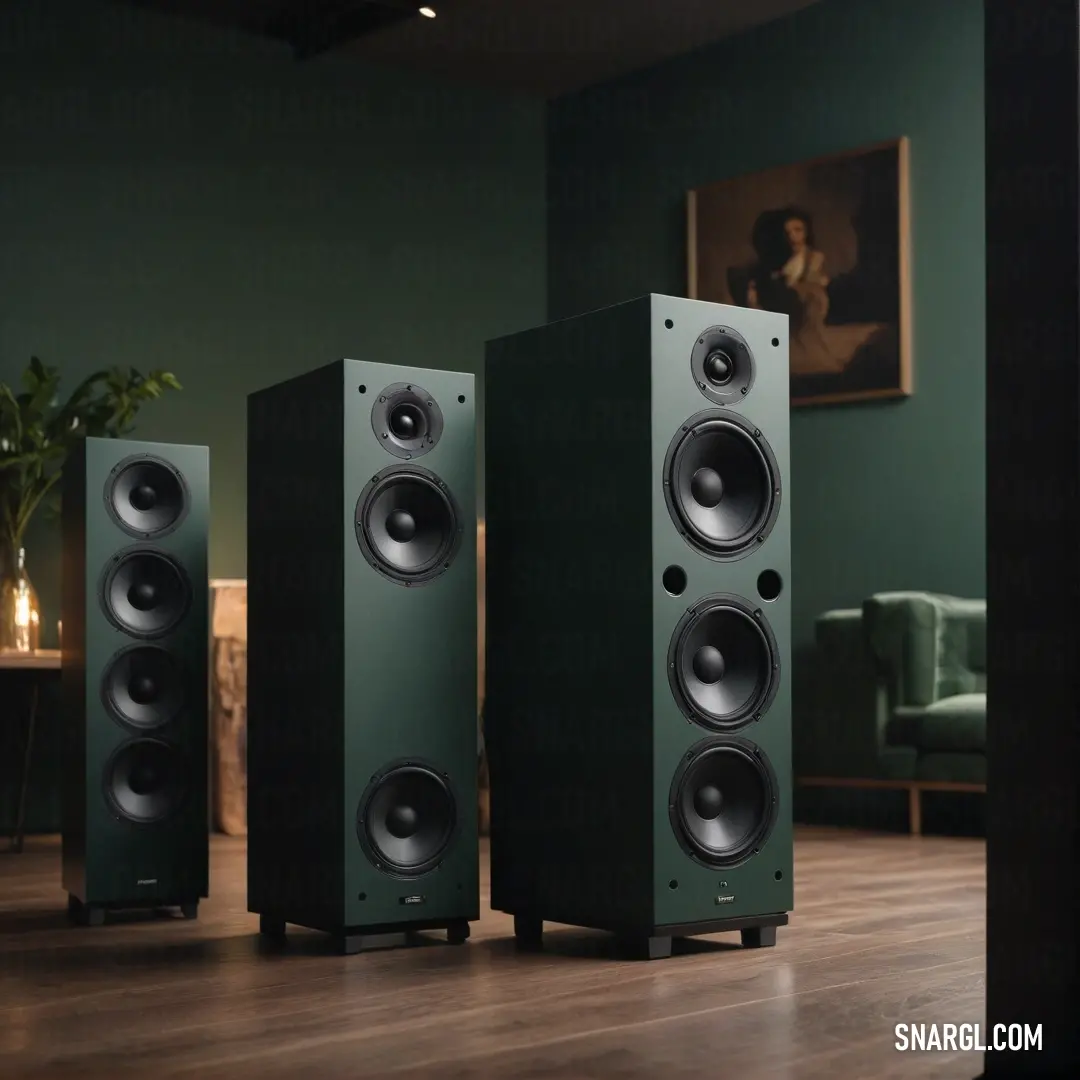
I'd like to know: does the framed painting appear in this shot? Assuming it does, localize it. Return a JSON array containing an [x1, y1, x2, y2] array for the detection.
[[687, 138, 912, 407]]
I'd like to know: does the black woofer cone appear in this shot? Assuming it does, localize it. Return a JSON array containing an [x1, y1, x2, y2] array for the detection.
[[669, 737, 778, 868], [355, 466, 462, 585], [664, 410, 781, 561], [370, 382, 445, 460], [103, 738, 187, 824], [357, 763, 456, 877], [105, 456, 189, 538], [690, 325, 755, 405], [668, 593, 780, 730], [101, 549, 191, 638], [102, 645, 185, 730]]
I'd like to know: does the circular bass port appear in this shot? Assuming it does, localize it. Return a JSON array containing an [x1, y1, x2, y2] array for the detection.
[[691, 325, 756, 406], [663, 409, 781, 562], [357, 761, 458, 878], [668, 592, 780, 731], [669, 736, 779, 870], [355, 465, 463, 585], [371, 383, 445, 460]]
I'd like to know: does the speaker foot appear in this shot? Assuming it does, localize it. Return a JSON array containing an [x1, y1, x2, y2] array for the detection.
[[741, 925, 777, 948], [513, 914, 544, 949], [180, 901, 199, 920], [621, 934, 673, 961], [337, 930, 411, 955], [446, 919, 470, 945], [259, 914, 287, 939], [67, 896, 105, 928]]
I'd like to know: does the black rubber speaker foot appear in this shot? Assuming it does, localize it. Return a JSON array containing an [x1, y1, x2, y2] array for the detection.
[[741, 925, 777, 948], [446, 919, 470, 945], [180, 901, 199, 920], [259, 914, 286, 938], [620, 934, 673, 961], [67, 895, 104, 927], [513, 914, 543, 949]]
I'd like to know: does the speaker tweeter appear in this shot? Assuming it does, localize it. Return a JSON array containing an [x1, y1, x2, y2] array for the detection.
[[370, 383, 445, 460], [691, 325, 755, 405]]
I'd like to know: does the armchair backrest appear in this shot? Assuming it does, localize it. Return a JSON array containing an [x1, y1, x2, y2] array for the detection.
[[863, 591, 987, 709]]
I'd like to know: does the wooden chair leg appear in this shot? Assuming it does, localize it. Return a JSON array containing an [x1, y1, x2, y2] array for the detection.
[[908, 785, 922, 836]]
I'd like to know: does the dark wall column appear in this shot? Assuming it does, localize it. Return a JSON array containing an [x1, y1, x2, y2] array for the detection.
[[983, 0, 1080, 1074]]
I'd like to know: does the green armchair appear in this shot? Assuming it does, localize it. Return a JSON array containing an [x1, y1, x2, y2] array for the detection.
[[795, 591, 986, 831]]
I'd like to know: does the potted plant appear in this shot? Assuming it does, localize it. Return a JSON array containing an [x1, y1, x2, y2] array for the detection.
[[0, 357, 182, 651]]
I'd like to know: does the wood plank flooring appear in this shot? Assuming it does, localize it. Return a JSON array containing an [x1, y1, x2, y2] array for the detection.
[[0, 829, 985, 1078]]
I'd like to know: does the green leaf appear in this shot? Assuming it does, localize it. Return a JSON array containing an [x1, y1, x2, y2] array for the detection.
[[0, 356, 183, 538]]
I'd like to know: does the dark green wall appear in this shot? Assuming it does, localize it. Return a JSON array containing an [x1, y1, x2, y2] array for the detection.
[[547, 0, 986, 666], [0, 0, 546, 643], [0, 0, 545, 832]]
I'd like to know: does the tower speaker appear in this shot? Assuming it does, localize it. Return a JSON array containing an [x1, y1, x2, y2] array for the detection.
[[61, 437, 209, 925], [485, 294, 792, 960], [246, 359, 478, 954]]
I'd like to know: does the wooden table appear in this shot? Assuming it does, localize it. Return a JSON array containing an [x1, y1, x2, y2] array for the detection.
[[0, 648, 61, 853]]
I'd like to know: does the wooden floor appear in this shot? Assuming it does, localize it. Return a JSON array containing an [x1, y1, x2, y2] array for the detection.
[[0, 829, 985, 1079]]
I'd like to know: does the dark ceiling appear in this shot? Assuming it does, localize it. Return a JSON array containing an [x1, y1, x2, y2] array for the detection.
[[124, 0, 823, 97]]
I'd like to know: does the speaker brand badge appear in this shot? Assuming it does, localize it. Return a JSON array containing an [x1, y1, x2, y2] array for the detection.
[[399, 895, 426, 906], [715, 894, 735, 905]]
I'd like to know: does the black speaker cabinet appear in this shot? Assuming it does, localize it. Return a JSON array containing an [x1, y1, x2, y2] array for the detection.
[[246, 359, 478, 955], [485, 294, 793, 960], [61, 436, 210, 926]]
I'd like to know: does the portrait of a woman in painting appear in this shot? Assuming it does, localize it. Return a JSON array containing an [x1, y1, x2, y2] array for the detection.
[[688, 139, 911, 407]]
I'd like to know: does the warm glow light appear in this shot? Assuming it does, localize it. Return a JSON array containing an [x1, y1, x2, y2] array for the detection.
[[418, 6, 436, 17]]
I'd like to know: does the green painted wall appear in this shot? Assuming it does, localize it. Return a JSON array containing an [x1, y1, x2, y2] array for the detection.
[[1, 0, 546, 644], [547, 0, 986, 674], [0, 0, 545, 832]]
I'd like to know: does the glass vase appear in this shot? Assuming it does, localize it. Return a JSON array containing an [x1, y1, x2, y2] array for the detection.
[[0, 545, 42, 652]]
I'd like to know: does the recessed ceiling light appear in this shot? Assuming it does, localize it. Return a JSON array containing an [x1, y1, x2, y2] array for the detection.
[[418, 6, 436, 16]]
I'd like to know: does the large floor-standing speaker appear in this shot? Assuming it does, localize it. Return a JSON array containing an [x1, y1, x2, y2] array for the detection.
[[246, 359, 478, 955], [61, 437, 209, 926], [485, 294, 792, 959]]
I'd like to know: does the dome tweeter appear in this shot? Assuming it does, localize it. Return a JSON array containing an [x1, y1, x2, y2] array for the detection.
[[691, 325, 756, 406]]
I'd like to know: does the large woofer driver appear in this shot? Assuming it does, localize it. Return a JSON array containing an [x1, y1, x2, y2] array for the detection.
[[103, 738, 187, 824], [668, 593, 780, 730], [355, 465, 463, 585], [669, 737, 778, 869], [100, 548, 192, 638], [357, 762, 457, 877], [102, 645, 185, 731], [370, 382, 445, 460], [104, 455, 189, 539], [690, 325, 756, 406], [663, 410, 781, 561]]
